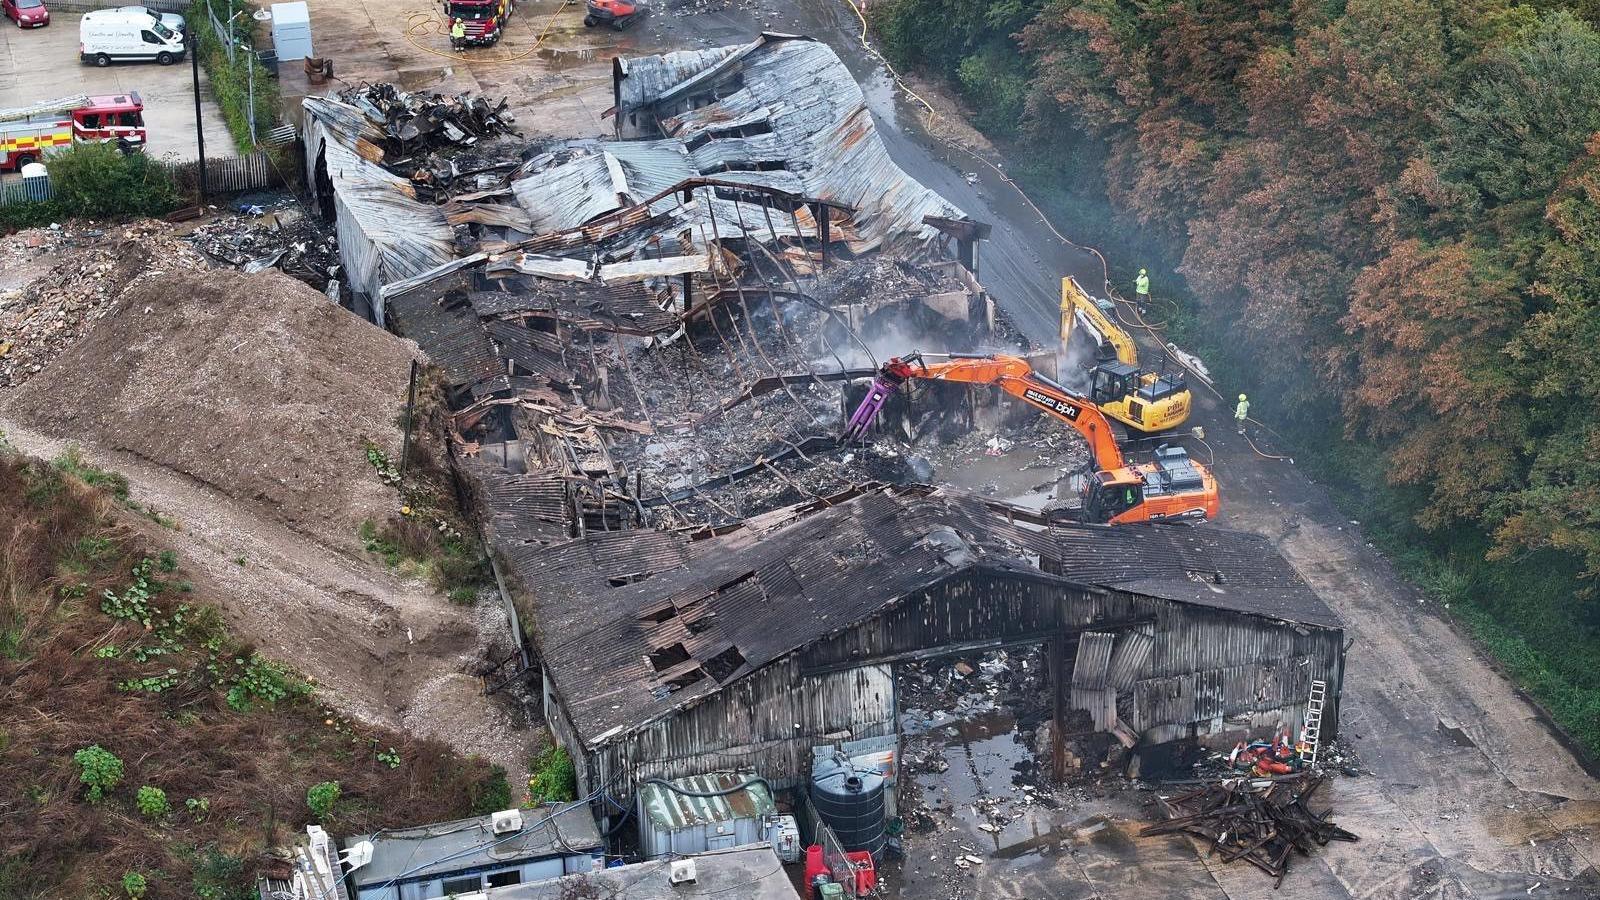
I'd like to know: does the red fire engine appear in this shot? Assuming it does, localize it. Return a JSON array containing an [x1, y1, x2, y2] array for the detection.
[[446, 0, 513, 46], [0, 93, 147, 172]]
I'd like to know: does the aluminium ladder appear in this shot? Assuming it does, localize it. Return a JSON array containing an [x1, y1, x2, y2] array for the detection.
[[1302, 680, 1327, 768]]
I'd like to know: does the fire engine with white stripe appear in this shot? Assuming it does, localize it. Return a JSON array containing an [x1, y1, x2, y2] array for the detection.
[[0, 93, 147, 172]]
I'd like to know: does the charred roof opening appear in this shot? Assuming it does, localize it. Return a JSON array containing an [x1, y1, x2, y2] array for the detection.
[[647, 642, 692, 672]]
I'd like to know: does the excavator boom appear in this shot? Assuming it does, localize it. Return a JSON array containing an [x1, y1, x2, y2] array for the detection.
[[1060, 276, 1192, 433], [1061, 275, 1136, 366], [844, 351, 1219, 524]]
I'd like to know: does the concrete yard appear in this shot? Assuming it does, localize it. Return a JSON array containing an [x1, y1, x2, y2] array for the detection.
[[0, 13, 233, 161]]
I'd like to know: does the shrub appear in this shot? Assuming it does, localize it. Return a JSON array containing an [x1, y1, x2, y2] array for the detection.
[[121, 872, 147, 899], [135, 785, 169, 820], [45, 142, 179, 220], [469, 764, 513, 816], [527, 745, 576, 805], [306, 780, 340, 821], [73, 745, 123, 803], [187, 0, 277, 153], [185, 796, 210, 821]]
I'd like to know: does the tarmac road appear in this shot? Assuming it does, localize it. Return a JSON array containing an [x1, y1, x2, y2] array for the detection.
[[0, 12, 234, 162]]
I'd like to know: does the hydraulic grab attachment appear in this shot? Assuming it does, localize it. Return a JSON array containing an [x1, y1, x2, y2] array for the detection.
[[844, 352, 1219, 525]]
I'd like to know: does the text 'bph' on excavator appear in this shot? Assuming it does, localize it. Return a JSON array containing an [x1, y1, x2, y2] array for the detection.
[[1060, 275, 1191, 433], [843, 352, 1219, 525]]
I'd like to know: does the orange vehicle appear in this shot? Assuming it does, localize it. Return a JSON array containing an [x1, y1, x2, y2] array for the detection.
[[843, 352, 1220, 525]]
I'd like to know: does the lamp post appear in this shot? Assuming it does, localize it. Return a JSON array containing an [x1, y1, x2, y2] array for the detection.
[[190, 29, 207, 203]]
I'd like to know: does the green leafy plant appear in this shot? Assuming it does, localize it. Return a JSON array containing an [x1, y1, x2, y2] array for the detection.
[[73, 745, 123, 803], [135, 785, 169, 820], [100, 558, 156, 628], [121, 871, 147, 899], [185, 796, 210, 822], [226, 653, 306, 711], [377, 747, 402, 769], [365, 443, 401, 486], [118, 669, 180, 694], [527, 745, 576, 804], [157, 550, 178, 572], [306, 780, 340, 821]]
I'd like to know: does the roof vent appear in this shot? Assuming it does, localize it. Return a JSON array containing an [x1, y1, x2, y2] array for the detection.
[[669, 859, 698, 884], [490, 809, 524, 834]]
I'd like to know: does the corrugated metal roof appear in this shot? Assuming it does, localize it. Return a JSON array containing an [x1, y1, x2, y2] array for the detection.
[[386, 290, 502, 388], [513, 484, 1339, 746], [302, 97, 456, 292], [1071, 632, 1114, 691], [346, 803, 602, 886], [636, 773, 776, 830], [618, 34, 968, 252]]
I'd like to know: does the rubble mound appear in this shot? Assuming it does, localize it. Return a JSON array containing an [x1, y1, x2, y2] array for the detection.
[[0, 221, 206, 389], [3, 268, 420, 548]]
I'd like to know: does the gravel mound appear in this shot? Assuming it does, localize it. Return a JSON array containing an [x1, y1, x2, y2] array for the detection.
[[4, 267, 420, 549]]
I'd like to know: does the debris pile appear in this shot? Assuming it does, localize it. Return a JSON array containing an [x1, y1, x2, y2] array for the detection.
[[1142, 775, 1358, 885], [2, 268, 420, 550], [340, 83, 518, 152], [186, 202, 341, 290], [0, 222, 205, 389]]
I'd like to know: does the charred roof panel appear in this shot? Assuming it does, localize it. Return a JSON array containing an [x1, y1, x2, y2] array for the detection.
[[512, 485, 1338, 746]]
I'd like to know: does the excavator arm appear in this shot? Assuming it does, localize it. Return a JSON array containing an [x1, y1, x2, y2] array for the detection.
[[1061, 276, 1136, 366], [843, 352, 1128, 472]]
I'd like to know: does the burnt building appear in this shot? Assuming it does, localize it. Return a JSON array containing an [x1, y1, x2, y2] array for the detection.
[[503, 484, 1345, 805]]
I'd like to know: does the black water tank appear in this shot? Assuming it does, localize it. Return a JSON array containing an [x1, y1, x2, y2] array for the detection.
[[810, 754, 887, 859]]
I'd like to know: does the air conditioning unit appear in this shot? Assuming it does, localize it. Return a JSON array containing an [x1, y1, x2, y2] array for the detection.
[[490, 810, 524, 835], [668, 859, 698, 884]]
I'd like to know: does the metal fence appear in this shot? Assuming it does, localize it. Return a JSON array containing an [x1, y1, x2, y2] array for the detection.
[[45, 0, 184, 12], [0, 177, 53, 205], [203, 0, 261, 146], [164, 149, 285, 193], [0, 149, 286, 205], [800, 796, 861, 898]]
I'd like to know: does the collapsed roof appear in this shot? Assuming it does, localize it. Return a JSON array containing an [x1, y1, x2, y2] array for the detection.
[[509, 483, 1339, 746], [303, 32, 974, 315]]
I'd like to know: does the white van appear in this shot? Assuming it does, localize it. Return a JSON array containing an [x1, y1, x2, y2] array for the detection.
[[79, 8, 185, 66]]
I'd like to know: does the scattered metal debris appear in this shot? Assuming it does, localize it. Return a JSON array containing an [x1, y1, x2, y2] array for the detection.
[[338, 83, 518, 152]]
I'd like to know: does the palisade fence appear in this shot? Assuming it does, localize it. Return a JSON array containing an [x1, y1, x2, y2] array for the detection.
[[0, 149, 288, 205]]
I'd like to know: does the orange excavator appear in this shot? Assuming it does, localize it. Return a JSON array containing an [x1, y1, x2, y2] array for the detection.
[[843, 352, 1219, 524]]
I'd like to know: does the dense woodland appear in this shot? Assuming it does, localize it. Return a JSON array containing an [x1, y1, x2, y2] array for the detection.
[[874, 0, 1600, 754]]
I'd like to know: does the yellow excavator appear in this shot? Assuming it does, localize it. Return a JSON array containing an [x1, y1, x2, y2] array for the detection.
[[1060, 276, 1191, 433]]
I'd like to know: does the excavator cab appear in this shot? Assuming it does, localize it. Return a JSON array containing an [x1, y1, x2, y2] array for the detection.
[[1083, 470, 1143, 523]]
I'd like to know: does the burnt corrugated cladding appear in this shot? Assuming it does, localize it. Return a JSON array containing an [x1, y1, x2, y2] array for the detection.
[[581, 570, 1339, 797], [586, 658, 895, 796]]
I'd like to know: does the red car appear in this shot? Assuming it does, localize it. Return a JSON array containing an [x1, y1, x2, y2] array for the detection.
[[3, 0, 50, 27]]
